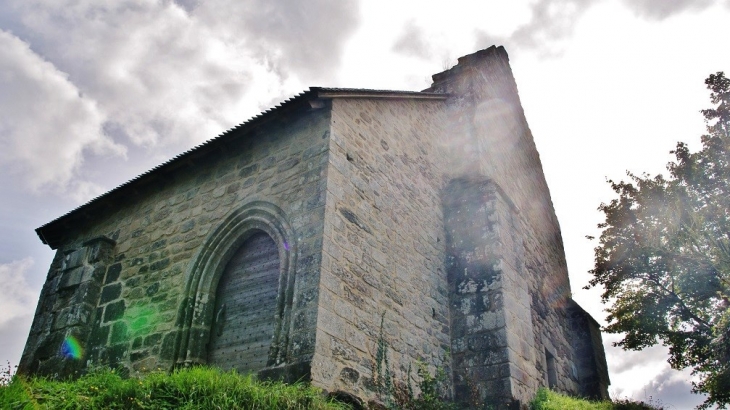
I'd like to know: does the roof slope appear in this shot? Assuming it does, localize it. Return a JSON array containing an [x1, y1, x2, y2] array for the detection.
[[36, 87, 447, 248]]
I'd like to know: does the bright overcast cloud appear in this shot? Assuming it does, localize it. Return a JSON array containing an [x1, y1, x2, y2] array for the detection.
[[1, 0, 729, 407]]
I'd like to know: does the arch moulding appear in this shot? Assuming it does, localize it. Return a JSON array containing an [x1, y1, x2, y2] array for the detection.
[[171, 201, 297, 369]]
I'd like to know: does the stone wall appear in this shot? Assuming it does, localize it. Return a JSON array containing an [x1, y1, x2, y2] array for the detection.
[[18, 238, 116, 378], [311, 97, 451, 403], [429, 46, 590, 406], [568, 300, 611, 400], [20, 108, 332, 378], [443, 178, 527, 407]]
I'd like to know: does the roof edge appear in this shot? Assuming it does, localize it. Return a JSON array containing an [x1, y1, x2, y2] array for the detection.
[[36, 86, 449, 248], [314, 87, 448, 100], [36, 88, 319, 247]]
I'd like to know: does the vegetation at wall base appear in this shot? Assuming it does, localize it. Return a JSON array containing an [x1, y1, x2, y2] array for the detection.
[[530, 388, 662, 410], [0, 366, 350, 410], [1, 365, 673, 410], [372, 312, 456, 410]]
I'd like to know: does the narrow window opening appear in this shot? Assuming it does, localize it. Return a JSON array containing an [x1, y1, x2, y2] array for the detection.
[[546, 349, 558, 389]]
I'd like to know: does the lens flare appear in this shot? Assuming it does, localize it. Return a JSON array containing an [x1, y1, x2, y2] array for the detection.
[[61, 335, 83, 359], [128, 306, 157, 337]]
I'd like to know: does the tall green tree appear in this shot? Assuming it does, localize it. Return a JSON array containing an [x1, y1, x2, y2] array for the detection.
[[588, 72, 730, 409]]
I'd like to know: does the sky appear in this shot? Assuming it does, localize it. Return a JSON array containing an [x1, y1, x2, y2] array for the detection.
[[1, 0, 729, 407]]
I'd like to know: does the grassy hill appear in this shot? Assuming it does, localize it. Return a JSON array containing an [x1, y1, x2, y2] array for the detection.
[[0, 366, 349, 409], [0, 365, 662, 409], [531, 388, 662, 410]]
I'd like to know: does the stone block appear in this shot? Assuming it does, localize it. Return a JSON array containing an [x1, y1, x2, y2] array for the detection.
[[103, 300, 126, 323], [149, 258, 170, 271], [159, 331, 178, 361], [340, 367, 360, 384], [108, 343, 128, 368], [130, 350, 150, 362], [52, 304, 94, 330], [62, 248, 88, 271], [146, 282, 160, 296], [100, 283, 122, 304], [89, 325, 110, 347], [58, 266, 93, 290], [144, 333, 162, 347], [111, 321, 128, 344]]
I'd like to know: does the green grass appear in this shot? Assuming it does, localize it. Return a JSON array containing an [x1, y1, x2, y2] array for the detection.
[[530, 388, 663, 410], [1, 367, 668, 410], [0, 366, 351, 410]]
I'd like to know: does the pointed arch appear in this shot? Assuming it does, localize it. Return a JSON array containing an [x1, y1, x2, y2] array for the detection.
[[172, 201, 297, 369]]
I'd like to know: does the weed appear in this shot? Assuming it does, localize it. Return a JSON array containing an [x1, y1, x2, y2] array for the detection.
[[372, 313, 455, 409], [1, 361, 17, 386], [374, 312, 394, 406]]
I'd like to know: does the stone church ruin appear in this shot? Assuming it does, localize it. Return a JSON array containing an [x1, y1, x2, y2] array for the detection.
[[20, 46, 609, 408]]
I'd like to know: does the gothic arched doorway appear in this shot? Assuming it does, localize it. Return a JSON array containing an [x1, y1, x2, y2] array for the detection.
[[173, 201, 296, 371]]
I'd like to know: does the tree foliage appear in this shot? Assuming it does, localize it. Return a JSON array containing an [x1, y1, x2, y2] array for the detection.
[[588, 72, 730, 409]]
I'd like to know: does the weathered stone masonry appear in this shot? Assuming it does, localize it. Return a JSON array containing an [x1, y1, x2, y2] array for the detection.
[[24, 109, 332, 380], [21, 46, 609, 408]]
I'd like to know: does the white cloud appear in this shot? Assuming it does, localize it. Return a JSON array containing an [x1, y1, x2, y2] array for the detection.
[[1, 1, 257, 148], [392, 20, 432, 60], [192, 0, 361, 83], [0, 29, 125, 197], [0, 0, 362, 205], [637, 367, 706, 409], [475, 0, 728, 58], [611, 365, 707, 409], [0, 0, 361, 155], [620, 0, 720, 20], [0, 1, 315, 202], [603, 335, 708, 408], [0, 258, 37, 327]]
